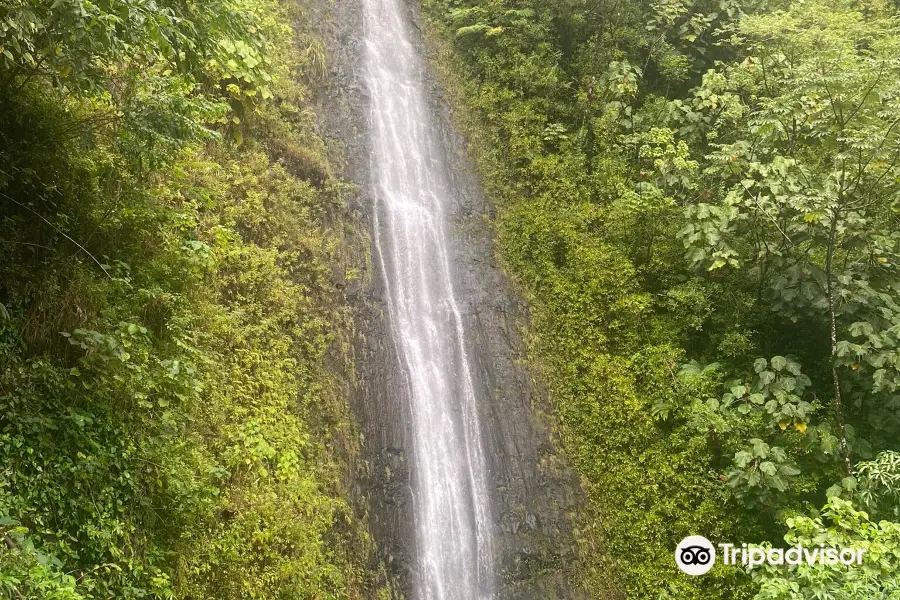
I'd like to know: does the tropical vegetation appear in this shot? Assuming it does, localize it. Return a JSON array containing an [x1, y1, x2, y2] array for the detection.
[[422, 0, 900, 597], [4, 0, 900, 598], [0, 0, 387, 598]]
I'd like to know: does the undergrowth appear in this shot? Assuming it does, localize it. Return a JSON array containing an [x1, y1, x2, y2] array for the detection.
[[0, 1, 388, 598]]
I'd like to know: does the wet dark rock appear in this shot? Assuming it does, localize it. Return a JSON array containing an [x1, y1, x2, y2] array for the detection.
[[307, 0, 585, 597]]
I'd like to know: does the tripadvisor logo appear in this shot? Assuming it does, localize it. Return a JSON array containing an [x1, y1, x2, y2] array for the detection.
[[676, 536, 716, 575], [675, 536, 868, 576]]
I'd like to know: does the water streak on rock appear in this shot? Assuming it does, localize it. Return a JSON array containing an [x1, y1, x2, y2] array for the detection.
[[361, 0, 495, 597]]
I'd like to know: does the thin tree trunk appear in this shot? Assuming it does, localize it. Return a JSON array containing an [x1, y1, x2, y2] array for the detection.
[[826, 212, 852, 475]]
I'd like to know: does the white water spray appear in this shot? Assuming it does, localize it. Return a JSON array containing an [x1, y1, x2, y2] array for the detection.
[[361, 0, 495, 597]]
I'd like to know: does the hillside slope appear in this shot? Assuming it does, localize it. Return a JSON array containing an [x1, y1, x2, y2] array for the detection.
[[0, 1, 389, 597]]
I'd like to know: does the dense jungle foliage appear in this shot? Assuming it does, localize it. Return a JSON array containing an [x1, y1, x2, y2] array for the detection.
[[422, 0, 900, 597], [0, 1, 387, 598]]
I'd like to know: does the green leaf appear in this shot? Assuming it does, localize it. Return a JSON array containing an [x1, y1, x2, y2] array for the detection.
[[735, 450, 753, 467], [759, 461, 777, 476]]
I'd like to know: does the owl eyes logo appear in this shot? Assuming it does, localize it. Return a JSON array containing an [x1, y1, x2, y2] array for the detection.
[[680, 546, 712, 565], [675, 536, 716, 575]]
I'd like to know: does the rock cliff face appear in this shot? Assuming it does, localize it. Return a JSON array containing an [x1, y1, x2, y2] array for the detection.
[[309, 0, 585, 597]]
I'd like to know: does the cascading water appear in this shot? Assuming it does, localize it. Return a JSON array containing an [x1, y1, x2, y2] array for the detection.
[[361, 0, 495, 598]]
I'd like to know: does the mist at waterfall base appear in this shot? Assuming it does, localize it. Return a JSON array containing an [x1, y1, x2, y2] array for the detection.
[[361, 0, 497, 597]]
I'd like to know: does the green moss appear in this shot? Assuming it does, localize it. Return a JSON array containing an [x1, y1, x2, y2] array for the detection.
[[419, 6, 758, 598], [0, 2, 390, 598]]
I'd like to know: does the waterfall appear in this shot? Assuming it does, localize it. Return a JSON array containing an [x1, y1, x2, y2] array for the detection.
[[361, 0, 496, 598]]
